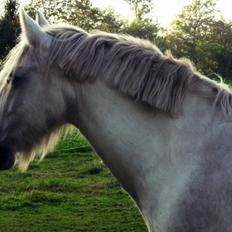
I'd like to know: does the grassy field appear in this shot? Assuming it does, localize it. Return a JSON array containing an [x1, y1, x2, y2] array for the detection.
[[0, 132, 147, 232]]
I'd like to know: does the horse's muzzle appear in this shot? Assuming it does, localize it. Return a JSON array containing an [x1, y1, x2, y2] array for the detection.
[[0, 142, 15, 170]]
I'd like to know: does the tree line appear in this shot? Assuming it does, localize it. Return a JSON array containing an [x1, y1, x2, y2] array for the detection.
[[0, 0, 232, 79]]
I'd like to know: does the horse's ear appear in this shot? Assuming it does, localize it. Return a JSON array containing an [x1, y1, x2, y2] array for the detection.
[[19, 9, 51, 47], [36, 11, 49, 27]]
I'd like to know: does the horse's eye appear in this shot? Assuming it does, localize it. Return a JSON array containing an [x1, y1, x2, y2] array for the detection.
[[6, 78, 11, 84], [6, 72, 14, 84]]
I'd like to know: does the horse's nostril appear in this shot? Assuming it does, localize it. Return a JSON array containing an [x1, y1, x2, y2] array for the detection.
[[0, 143, 15, 170], [0, 154, 15, 170]]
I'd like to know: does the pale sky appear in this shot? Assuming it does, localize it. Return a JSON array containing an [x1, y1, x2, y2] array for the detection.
[[91, 0, 232, 26], [0, 0, 232, 27]]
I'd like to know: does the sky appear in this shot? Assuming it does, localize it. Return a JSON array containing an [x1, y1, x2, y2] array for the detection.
[[0, 0, 232, 27], [91, 0, 232, 27]]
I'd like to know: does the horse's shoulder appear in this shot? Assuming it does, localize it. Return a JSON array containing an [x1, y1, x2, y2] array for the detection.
[[203, 122, 232, 152], [168, 123, 232, 232]]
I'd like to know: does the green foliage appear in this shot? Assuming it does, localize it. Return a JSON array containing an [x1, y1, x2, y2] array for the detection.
[[208, 20, 232, 77], [163, 0, 218, 66], [31, 0, 123, 32], [162, 0, 232, 78], [123, 0, 158, 42], [97, 8, 124, 33], [123, 18, 159, 42], [125, 0, 153, 21], [0, 133, 147, 231], [0, 0, 19, 60]]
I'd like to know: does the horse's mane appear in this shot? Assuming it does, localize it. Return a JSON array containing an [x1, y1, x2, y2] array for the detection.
[[45, 25, 232, 117]]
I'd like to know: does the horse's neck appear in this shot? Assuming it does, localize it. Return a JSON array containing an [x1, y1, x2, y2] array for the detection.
[[72, 80, 216, 231]]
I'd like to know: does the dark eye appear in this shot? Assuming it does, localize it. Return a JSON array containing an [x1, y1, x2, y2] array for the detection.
[[6, 78, 11, 84], [6, 72, 13, 84]]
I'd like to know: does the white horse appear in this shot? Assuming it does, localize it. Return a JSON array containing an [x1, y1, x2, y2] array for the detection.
[[0, 10, 232, 232]]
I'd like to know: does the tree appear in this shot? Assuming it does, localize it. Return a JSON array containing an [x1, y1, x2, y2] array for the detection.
[[209, 20, 232, 77], [0, 0, 19, 60], [97, 8, 124, 33], [123, 0, 159, 42], [123, 19, 159, 42], [162, 0, 220, 73], [31, 0, 123, 32], [125, 0, 153, 21], [28, 0, 158, 42]]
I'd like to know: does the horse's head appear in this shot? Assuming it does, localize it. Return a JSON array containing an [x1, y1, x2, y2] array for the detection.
[[0, 10, 74, 171]]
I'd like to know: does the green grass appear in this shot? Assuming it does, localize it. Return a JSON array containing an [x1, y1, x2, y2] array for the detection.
[[225, 78, 232, 87], [0, 132, 147, 232]]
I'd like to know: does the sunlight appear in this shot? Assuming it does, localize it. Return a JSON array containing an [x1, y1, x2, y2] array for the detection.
[[92, 0, 193, 26], [91, 0, 232, 27], [91, 0, 133, 20], [154, 0, 192, 26]]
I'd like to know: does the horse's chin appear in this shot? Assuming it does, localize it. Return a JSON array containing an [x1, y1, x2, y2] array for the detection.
[[0, 143, 15, 170]]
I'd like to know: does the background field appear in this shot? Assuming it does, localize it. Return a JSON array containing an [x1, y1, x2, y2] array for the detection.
[[0, 132, 147, 232]]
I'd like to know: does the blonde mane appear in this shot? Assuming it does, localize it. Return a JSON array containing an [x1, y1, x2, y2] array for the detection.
[[46, 25, 232, 116]]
